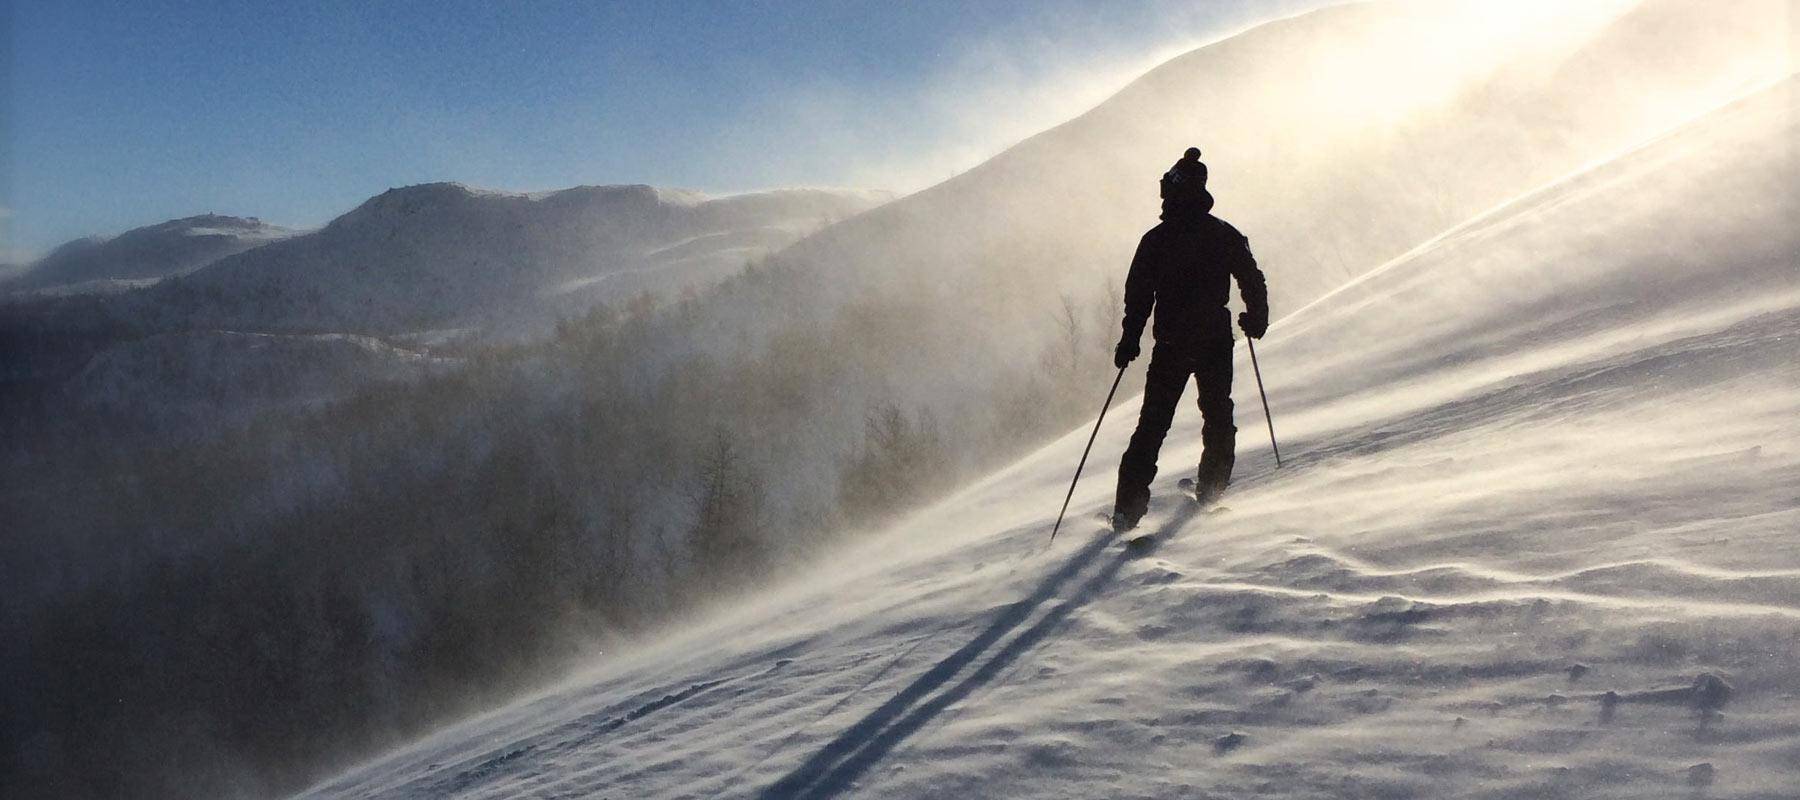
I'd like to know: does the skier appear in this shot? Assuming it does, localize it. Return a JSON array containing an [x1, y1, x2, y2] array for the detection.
[[1111, 147, 1268, 531]]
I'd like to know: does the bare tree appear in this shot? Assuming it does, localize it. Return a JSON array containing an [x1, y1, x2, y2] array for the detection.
[[1052, 291, 1084, 379], [690, 432, 769, 589]]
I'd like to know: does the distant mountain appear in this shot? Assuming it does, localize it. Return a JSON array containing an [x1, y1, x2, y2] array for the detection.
[[0, 184, 887, 434], [138, 184, 890, 337], [4, 214, 297, 296]]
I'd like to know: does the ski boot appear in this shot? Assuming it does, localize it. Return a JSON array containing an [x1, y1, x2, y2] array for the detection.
[[1178, 477, 1228, 508]]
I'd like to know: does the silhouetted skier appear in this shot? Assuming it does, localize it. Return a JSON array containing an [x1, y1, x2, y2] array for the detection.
[[1111, 147, 1268, 531]]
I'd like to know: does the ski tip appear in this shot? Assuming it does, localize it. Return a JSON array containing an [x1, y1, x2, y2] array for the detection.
[[1178, 478, 1195, 489]]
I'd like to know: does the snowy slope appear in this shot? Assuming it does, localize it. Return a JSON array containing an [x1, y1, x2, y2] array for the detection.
[[298, 76, 1800, 800], [778, 0, 1793, 323], [2, 214, 296, 296]]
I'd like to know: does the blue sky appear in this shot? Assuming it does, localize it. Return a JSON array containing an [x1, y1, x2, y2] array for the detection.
[[5, 0, 1318, 258]]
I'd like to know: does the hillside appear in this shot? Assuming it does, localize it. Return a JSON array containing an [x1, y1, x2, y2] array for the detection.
[[2, 214, 296, 296], [300, 74, 1800, 800], [774, 0, 1790, 361], [0, 185, 886, 433]]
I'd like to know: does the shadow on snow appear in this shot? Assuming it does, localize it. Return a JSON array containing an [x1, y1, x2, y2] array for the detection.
[[758, 503, 1201, 799]]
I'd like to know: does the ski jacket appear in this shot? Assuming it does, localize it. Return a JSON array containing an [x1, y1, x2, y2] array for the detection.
[[1120, 212, 1267, 348]]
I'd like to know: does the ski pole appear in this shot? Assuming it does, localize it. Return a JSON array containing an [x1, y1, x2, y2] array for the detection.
[[1050, 366, 1126, 543], [1245, 337, 1282, 467]]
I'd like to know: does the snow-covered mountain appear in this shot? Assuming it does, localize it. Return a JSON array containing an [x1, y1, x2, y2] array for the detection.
[[0, 185, 886, 435], [8, 1, 1794, 797], [12, 0, 1778, 432], [299, 72, 1800, 800], [139, 184, 889, 337], [2, 213, 297, 297], [780, 0, 1791, 330]]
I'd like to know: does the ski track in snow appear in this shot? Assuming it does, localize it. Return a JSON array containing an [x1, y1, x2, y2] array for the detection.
[[297, 79, 1800, 799]]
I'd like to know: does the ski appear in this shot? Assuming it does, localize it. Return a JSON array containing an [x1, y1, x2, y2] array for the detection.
[[1094, 510, 1158, 549], [1177, 478, 1231, 513]]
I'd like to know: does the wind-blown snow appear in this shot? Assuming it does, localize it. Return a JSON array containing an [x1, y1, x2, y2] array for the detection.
[[295, 69, 1800, 800]]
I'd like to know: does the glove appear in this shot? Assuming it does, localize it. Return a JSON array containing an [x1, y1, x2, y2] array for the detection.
[[1239, 310, 1268, 340], [1114, 338, 1140, 369]]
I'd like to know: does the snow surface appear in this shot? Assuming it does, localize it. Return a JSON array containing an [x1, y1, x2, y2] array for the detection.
[[295, 74, 1800, 800]]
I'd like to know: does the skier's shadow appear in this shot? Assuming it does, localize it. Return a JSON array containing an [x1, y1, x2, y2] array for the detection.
[[757, 504, 1198, 799]]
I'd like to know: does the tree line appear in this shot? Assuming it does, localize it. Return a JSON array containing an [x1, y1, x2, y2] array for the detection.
[[0, 245, 1137, 799]]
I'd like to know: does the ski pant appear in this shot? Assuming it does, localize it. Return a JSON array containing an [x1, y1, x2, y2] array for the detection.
[[1114, 336, 1235, 520]]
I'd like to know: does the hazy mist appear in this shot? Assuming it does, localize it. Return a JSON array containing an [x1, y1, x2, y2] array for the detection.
[[2, 1, 1794, 798]]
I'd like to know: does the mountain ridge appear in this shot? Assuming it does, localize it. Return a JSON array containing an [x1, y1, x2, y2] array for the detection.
[[4, 213, 297, 295], [142, 182, 889, 336]]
